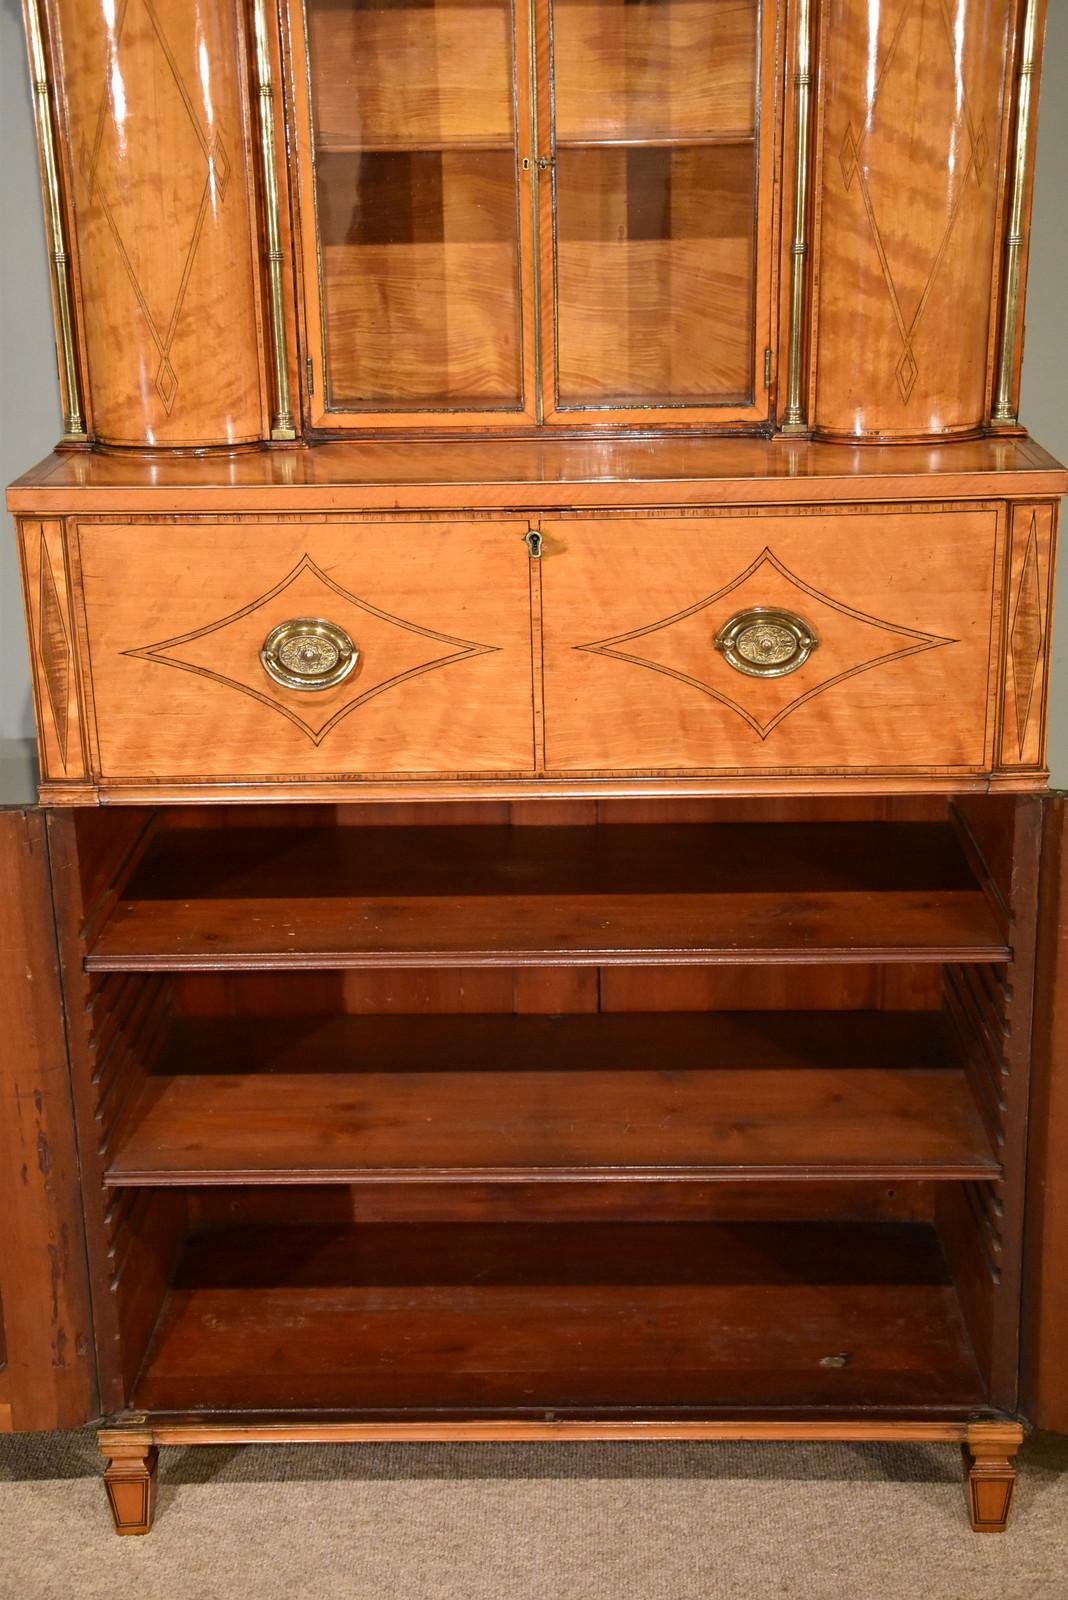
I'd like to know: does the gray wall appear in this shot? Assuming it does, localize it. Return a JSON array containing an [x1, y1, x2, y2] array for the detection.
[[1, 4, 1065, 777]]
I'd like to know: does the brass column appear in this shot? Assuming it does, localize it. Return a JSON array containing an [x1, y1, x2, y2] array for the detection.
[[993, 0, 1040, 426], [252, 0, 297, 441], [25, 0, 86, 441], [782, 0, 814, 433]]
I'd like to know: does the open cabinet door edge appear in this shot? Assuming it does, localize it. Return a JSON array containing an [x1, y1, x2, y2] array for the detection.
[[0, 808, 97, 1430], [1023, 792, 1068, 1433]]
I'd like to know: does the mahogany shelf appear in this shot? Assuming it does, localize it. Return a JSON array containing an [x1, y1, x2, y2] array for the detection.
[[105, 1012, 998, 1186], [86, 822, 1007, 972], [130, 1220, 987, 1416]]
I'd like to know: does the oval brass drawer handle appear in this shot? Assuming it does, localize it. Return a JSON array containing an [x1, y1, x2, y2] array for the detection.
[[260, 618, 358, 692], [714, 608, 819, 678]]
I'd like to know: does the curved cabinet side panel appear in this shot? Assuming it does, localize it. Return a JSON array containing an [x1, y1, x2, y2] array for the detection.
[[48, 0, 270, 447], [810, 0, 1015, 439]]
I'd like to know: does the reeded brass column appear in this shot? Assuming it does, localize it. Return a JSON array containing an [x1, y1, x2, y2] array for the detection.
[[993, 0, 1040, 426], [251, 0, 297, 441], [782, 0, 814, 434], [25, 0, 86, 441]]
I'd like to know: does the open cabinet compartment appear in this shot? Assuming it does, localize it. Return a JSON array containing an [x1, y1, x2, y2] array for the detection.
[[117, 1187, 991, 1420], [45, 794, 1038, 1428]]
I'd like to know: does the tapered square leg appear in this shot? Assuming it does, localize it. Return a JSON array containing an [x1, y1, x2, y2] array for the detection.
[[962, 1426, 1022, 1532], [99, 1430, 158, 1536]]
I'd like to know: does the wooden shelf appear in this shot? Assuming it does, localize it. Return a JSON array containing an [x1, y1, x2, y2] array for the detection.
[[87, 823, 1007, 972], [131, 1220, 987, 1415], [105, 1012, 998, 1186], [318, 137, 515, 155], [316, 134, 754, 154], [555, 132, 755, 149]]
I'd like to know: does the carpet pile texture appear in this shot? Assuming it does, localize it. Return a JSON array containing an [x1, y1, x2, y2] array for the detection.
[[2, 1430, 1066, 1599]]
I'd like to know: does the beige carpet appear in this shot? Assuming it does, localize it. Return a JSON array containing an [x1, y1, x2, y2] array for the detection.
[[2, 1431, 1066, 1600]]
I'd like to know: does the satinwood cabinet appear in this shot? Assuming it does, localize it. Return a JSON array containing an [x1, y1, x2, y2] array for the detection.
[[5, 0, 1066, 1539]]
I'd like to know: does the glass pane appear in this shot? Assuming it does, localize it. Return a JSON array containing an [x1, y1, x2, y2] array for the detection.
[[552, 0, 760, 408], [307, 0, 524, 410]]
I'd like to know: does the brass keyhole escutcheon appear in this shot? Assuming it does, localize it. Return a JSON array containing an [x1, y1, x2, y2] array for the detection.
[[260, 618, 359, 692], [714, 608, 818, 678]]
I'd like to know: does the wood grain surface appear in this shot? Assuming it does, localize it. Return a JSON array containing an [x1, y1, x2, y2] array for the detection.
[[104, 1010, 998, 1185], [47, 0, 269, 445], [810, 0, 1016, 437], [0, 809, 96, 1431], [130, 1219, 987, 1414], [540, 506, 1003, 775], [75, 517, 534, 780], [83, 819, 1009, 969]]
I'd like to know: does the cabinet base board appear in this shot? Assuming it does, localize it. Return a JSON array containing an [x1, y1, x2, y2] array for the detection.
[[96, 1418, 1024, 1537], [39, 774, 1050, 807]]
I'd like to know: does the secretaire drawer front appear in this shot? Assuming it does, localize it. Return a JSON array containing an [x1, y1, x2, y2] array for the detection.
[[75, 519, 534, 780], [539, 508, 1004, 776]]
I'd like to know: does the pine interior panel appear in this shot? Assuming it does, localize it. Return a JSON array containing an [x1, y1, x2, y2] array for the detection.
[[130, 1220, 987, 1414], [106, 1012, 998, 1185], [86, 821, 1008, 970]]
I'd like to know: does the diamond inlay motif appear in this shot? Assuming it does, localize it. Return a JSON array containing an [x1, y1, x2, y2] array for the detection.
[[127, 555, 498, 746], [575, 548, 954, 740], [839, 0, 992, 403], [80, 0, 233, 416], [1009, 517, 1045, 759], [38, 535, 72, 764]]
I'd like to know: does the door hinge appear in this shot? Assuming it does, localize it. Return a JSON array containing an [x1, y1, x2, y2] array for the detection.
[[305, 357, 314, 397], [764, 347, 773, 389], [524, 529, 543, 558]]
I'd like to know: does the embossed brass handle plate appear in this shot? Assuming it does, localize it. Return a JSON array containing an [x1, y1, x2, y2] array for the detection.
[[714, 608, 818, 678], [260, 618, 358, 692]]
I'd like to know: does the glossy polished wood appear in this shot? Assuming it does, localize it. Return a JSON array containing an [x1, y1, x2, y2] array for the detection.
[[14, 473, 1062, 799], [74, 516, 534, 782], [16, 517, 88, 784], [47, 0, 269, 446], [999, 502, 1056, 770], [10, 436, 1066, 512], [810, 0, 1017, 438], [540, 507, 1003, 777]]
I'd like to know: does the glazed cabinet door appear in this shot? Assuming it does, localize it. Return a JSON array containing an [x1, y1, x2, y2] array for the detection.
[[72, 518, 536, 783], [537, 0, 779, 426], [538, 507, 1005, 778], [285, 0, 780, 432], [288, 0, 538, 430]]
